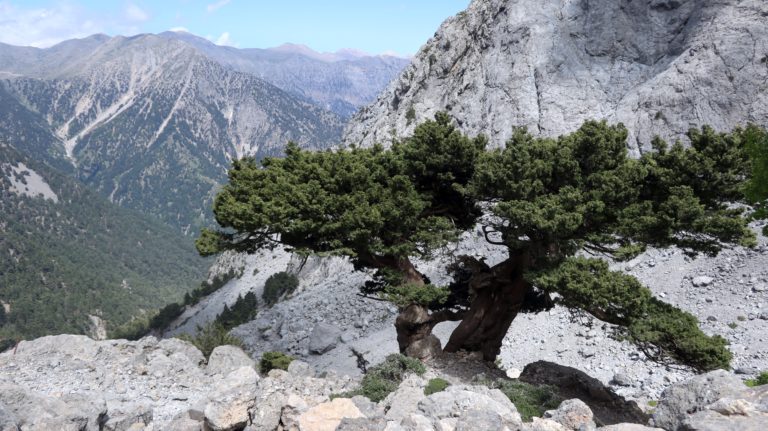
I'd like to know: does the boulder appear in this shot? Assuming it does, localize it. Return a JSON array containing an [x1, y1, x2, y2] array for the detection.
[[544, 399, 596, 431], [417, 384, 522, 429], [596, 425, 664, 431], [206, 345, 256, 376], [0, 383, 106, 431], [103, 401, 152, 431], [650, 370, 746, 430], [308, 323, 342, 354], [297, 398, 364, 431], [692, 276, 714, 287], [204, 367, 260, 431], [523, 418, 569, 431], [456, 409, 506, 431], [157, 338, 205, 367], [336, 417, 388, 431], [287, 359, 316, 378], [0, 403, 18, 431], [520, 361, 648, 426], [383, 375, 427, 420]]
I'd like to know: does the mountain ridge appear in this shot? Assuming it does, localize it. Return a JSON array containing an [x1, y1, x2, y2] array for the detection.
[[342, 0, 768, 153]]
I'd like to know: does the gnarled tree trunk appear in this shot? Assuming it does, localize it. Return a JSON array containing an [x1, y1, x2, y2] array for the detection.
[[443, 252, 530, 360], [389, 257, 465, 356]]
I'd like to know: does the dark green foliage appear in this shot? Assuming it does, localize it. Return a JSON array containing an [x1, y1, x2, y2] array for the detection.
[[0, 306, 6, 326], [185, 269, 242, 307], [0, 144, 206, 341], [150, 303, 184, 331], [110, 314, 153, 341], [217, 292, 258, 330], [0, 339, 15, 353], [382, 283, 449, 308], [177, 322, 243, 359], [745, 372, 768, 387], [259, 351, 294, 374], [197, 113, 484, 279], [262, 272, 299, 306], [530, 257, 731, 371], [424, 377, 450, 395], [339, 354, 427, 402], [491, 380, 562, 422], [200, 114, 763, 372], [742, 125, 768, 234]]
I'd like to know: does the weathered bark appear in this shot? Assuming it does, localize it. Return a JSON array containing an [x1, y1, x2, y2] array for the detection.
[[390, 257, 466, 354], [444, 252, 529, 360]]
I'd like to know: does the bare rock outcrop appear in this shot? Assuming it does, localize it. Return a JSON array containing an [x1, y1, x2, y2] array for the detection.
[[343, 0, 768, 154]]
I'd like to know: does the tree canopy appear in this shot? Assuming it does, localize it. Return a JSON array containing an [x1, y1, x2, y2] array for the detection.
[[199, 114, 762, 372]]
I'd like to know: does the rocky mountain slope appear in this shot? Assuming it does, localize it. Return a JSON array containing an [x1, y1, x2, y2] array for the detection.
[[158, 32, 410, 118], [343, 0, 768, 154], [0, 34, 344, 232], [165, 221, 768, 403], [2, 334, 766, 430], [0, 142, 207, 341]]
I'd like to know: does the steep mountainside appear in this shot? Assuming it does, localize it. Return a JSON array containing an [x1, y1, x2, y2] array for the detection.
[[0, 143, 207, 340], [0, 34, 343, 232], [157, 32, 410, 118], [343, 0, 768, 153]]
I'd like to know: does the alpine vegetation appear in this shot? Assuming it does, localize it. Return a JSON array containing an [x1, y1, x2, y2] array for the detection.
[[199, 114, 765, 372]]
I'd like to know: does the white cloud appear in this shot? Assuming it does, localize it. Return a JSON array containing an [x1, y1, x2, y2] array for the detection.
[[0, 1, 102, 47], [124, 3, 149, 22], [214, 31, 234, 46], [206, 0, 230, 13], [169, 26, 189, 33]]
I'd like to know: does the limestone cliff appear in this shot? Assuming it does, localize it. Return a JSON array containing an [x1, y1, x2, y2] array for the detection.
[[343, 0, 768, 154]]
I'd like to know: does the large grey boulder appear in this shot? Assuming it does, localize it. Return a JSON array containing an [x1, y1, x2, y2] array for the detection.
[[308, 322, 342, 354], [342, 0, 768, 154], [204, 366, 260, 431], [103, 401, 153, 431], [544, 399, 597, 431], [520, 361, 648, 426], [383, 375, 427, 421], [0, 383, 106, 431], [650, 370, 746, 430], [417, 384, 523, 429], [0, 403, 18, 431], [206, 345, 256, 376]]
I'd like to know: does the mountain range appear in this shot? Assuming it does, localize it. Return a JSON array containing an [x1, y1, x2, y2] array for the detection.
[[0, 32, 408, 233]]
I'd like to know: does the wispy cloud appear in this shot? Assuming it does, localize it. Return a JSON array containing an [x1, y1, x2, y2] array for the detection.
[[169, 26, 189, 33], [124, 3, 149, 22], [0, 1, 101, 47], [206, 0, 230, 13], [214, 31, 235, 46]]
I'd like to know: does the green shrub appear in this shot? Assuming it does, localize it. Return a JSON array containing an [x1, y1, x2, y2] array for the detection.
[[177, 322, 243, 359], [343, 354, 426, 402], [491, 380, 561, 422], [745, 371, 768, 387], [260, 351, 294, 374], [424, 377, 450, 395], [648, 400, 658, 407], [262, 272, 299, 306], [110, 314, 152, 340], [217, 292, 258, 330]]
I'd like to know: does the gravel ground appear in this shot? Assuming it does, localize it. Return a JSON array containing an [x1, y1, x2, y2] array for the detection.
[[172, 222, 768, 403]]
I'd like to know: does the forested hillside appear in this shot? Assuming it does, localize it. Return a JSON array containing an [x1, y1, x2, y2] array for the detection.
[[0, 143, 207, 341]]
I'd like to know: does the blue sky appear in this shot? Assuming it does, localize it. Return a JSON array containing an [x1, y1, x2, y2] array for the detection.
[[0, 0, 470, 56]]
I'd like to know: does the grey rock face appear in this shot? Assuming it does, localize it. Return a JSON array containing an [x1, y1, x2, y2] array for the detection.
[[206, 345, 256, 376], [308, 322, 342, 354], [544, 399, 597, 431], [417, 384, 523, 429], [343, 0, 768, 154], [650, 370, 747, 430]]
